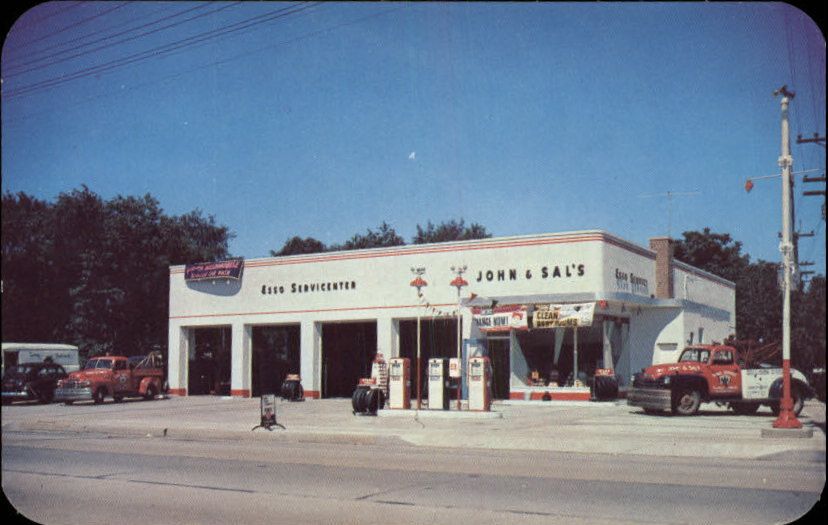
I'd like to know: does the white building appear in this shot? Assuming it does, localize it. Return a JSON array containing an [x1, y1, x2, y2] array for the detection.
[[167, 230, 735, 401]]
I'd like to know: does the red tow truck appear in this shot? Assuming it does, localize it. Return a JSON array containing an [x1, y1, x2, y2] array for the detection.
[[55, 352, 164, 405], [628, 344, 815, 416]]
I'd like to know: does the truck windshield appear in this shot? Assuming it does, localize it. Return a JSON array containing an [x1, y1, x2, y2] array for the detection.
[[84, 359, 114, 370], [679, 348, 710, 363]]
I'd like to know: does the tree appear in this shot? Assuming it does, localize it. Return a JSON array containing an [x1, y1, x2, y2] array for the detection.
[[412, 219, 491, 244], [270, 236, 326, 257], [673, 228, 749, 283], [1, 187, 234, 359], [339, 222, 404, 250]]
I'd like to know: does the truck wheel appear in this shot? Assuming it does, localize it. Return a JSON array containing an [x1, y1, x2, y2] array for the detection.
[[144, 384, 157, 401], [93, 387, 106, 404], [770, 388, 804, 416], [731, 402, 760, 415], [671, 387, 701, 416]]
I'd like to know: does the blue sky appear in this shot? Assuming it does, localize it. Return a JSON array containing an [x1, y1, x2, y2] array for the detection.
[[2, 2, 825, 276]]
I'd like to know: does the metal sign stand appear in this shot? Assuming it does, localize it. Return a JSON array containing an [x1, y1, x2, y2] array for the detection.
[[252, 394, 285, 431]]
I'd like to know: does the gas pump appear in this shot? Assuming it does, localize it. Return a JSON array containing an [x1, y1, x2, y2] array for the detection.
[[427, 358, 449, 410], [388, 357, 411, 409], [468, 356, 491, 411]]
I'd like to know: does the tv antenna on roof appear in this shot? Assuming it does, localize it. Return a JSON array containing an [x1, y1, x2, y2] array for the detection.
[[638, 190, 702, 238]]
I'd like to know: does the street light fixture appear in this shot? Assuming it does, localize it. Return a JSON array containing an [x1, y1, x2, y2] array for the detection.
[[410, 267, 427, 410], [450, 265, 468, 410]]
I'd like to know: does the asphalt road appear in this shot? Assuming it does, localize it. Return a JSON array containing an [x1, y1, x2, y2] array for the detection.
[[2, 429, 823, 525]]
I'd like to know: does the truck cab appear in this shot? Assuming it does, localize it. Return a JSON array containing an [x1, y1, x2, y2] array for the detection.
[[55, 354, 164, 405]]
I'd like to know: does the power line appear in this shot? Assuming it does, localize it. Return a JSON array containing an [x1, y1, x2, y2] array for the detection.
[[3, 2, 320, 100], [10, 1, 83, 30], [3, 2, 239, 79], [2, 4, 406, 127], [9, 2, 130, 50], [3, 3, 212, 72]]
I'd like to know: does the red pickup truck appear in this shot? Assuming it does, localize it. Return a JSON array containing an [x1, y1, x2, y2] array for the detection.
[[55, 353, 164, 405], [628, 344, 815, 416]]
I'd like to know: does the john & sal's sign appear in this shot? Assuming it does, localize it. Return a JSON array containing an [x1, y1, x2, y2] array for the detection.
[[475, 263, 585, 283]]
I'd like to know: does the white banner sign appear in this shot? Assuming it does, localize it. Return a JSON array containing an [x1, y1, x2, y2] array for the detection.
[[533, 303, 595, 328], [472, 305, 529, 333]]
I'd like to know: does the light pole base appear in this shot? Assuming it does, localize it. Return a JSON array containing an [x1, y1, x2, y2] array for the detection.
[[772, 408, 803, 429], [761, 427, 813, 438]]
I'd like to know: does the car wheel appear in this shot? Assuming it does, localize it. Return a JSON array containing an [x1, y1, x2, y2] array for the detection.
[[93, 387, 106, 404], [671, 387, 701, 416], [144, 384, 157, 401], [113, 394, 124, 403], [64, 400, 74, 405], [38, 390, 54, 404]]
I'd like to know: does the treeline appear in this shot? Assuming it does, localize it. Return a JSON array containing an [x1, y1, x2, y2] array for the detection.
[[2, 187, 823, 380], [673, 228, 825, 376], [2, 187, 232, 357], [270, 219, 491, 256]]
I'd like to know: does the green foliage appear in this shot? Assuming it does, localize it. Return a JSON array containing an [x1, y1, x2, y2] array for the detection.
[[1, 187, 233, 360], [270, 236, 326, 257], [672, 228, 749, 283], [412, 219, 491, 244], [338, 222, 404, 251]]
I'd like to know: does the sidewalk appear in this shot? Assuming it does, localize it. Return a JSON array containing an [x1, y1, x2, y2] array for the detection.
[[2, 396, 825, 461]]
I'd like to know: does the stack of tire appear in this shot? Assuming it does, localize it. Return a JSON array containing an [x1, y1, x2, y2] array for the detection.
[[352, 385, 384, 416], [280, 377, 304, 401], [591, 375, 619, 401]]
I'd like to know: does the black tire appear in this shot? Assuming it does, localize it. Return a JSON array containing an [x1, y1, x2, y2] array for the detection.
[[770, 387, 804, 416], [365, 389, 380, 415], [93, 387, 106, 404], [2, 398, 12, 406], [38, 390, 54, 404], [113, 394, 124, 403], [64, 400, 74, 405], [671, 387, 701, 416], [144, 384, 157, 401], [352, 387, 366, 413], [731, 402, 760, 415]]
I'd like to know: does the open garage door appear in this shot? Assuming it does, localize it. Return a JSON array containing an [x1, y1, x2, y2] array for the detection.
[[251, 325, 300, 397], [188, 326, 231, 396], [321, 321, 376, 398]]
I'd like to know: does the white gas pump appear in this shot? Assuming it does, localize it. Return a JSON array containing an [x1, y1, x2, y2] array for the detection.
[[468, 356, 491, 411], [427, 358, 449, 410], [388, 357, 411, 409]]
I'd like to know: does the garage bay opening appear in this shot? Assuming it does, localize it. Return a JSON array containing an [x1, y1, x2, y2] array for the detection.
[[251, 325, 300, 397], [321, 321, 377, 398], [188, 326, 231, 396]]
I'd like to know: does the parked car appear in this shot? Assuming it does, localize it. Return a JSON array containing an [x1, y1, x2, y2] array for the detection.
[[2, 362, 68, 404]]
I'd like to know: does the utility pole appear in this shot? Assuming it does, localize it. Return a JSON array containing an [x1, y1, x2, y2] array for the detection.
[[772, 85, 802, 429]]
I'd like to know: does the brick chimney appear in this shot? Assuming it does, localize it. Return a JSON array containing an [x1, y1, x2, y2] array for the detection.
[[649, 237, 674, 299]]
